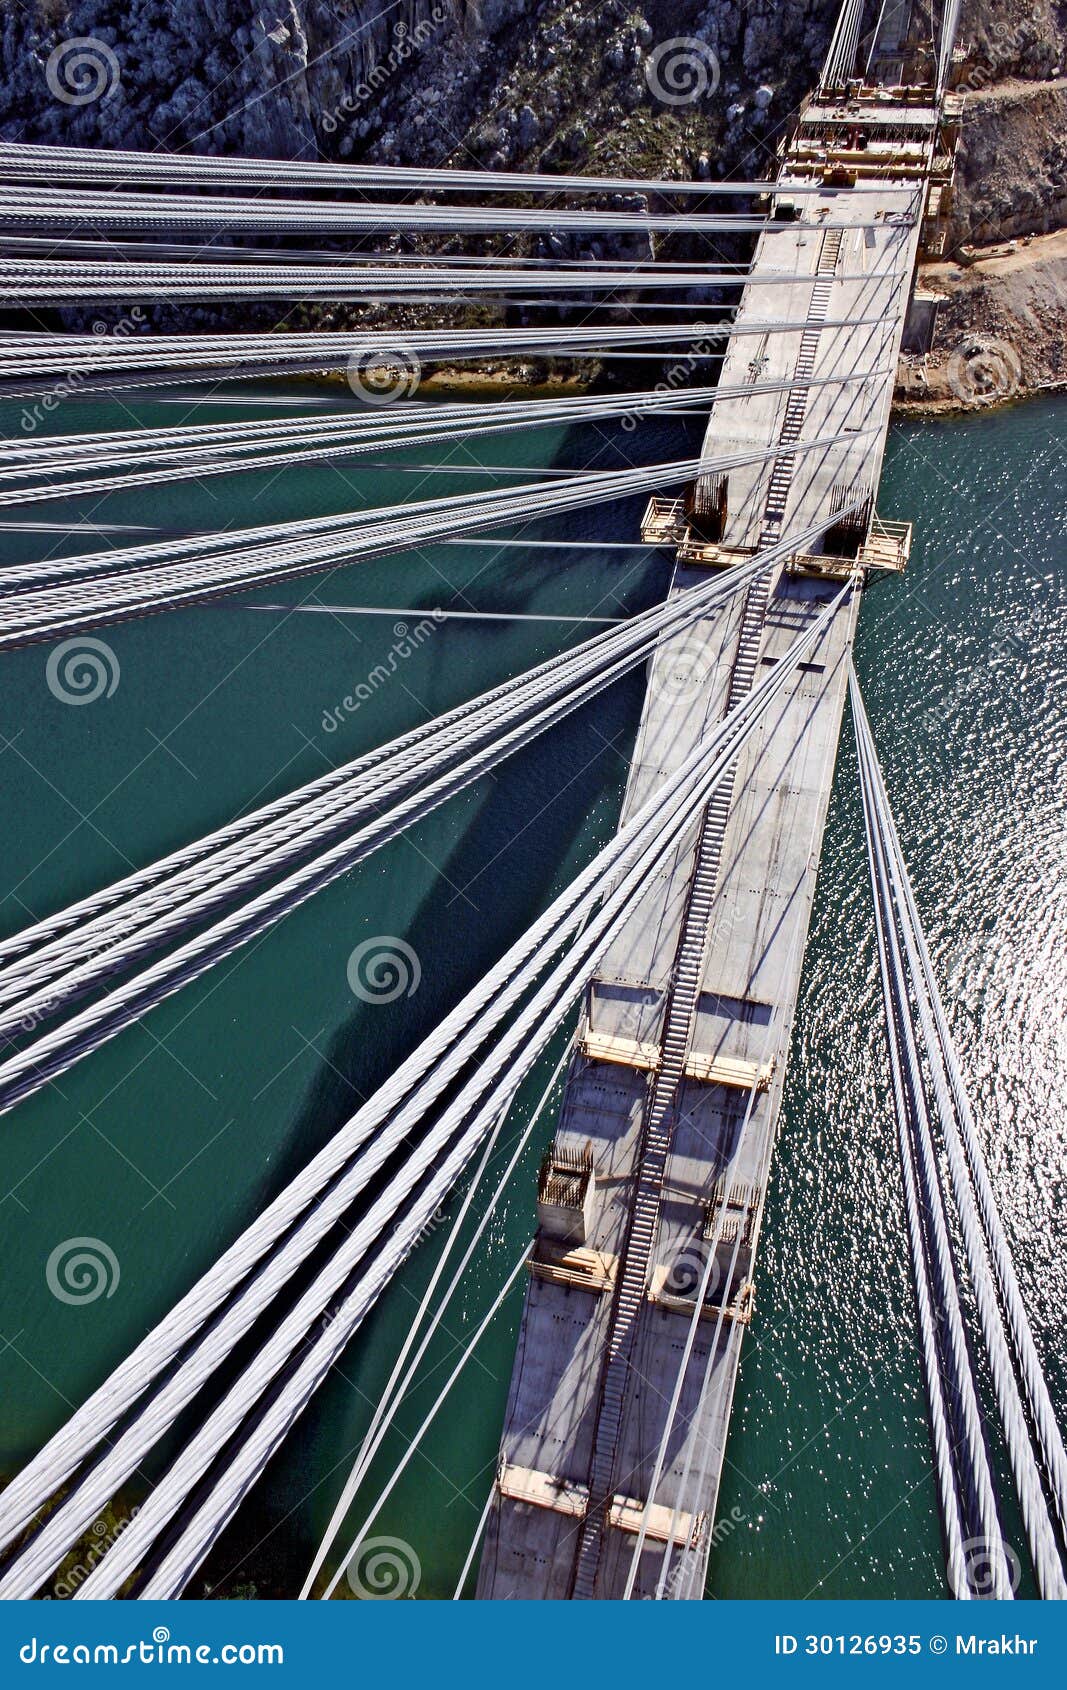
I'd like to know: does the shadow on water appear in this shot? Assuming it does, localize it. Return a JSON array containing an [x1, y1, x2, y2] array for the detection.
[[251, 651, 651, 1211]]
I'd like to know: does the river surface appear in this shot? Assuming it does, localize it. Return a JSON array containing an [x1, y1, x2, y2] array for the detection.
[[0, 385, 1063, 1600]]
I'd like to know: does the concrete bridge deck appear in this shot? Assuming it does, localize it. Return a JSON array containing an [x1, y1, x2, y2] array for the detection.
[[477, 66, 949, 1601]]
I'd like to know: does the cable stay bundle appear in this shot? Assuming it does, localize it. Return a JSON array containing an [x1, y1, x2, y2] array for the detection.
[[0, 569, 853, 1602], [0, 183, 894, 239], [0, 367, 889, 511], [0, 243, 755, 268], [0, 310, 900, 389], [937, 0, 965, 93], [0, 426, 878, 646], [0, 139, 903, 196], [0, 258, 890, 306], [852, 670, 1067, 1601], [821, 0, 865, 88]]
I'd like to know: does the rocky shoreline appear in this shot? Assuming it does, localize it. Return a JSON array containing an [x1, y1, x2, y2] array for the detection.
[[894, 226, 1067, 415]]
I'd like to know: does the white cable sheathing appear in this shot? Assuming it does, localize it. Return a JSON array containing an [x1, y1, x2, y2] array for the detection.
[[0, 388, 703, 486], [0, 598, 747, 1111], [0, 557, 757, 1106], [852, 673, 1067, 1600], [0, 259, 875, 305], [0, 388, 711, 474], [864, 0, 891, 77], [0, 311, 900, 384], [938, 0, 964, 92], [3, 454, 703, 596], [0, 370, 883, 474], [0, 531, 730, 982], [886, 810, 1067, 1539], [821, 0, 864, 87], [0, 428, 877, 598], [0, 395, 646, 469], [854, 687, 973, 1600], [0, 457, 746, 644], [0, 183, 882, 236], [453, 1486, 497, 1600]]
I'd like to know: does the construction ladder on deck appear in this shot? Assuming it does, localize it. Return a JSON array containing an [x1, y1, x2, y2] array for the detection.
[[763, 231, 843, 529], [568, 229, 843, 1600]]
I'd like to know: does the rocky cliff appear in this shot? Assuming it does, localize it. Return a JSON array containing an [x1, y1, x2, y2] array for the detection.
[[953, 75, 1067, 245], [0, 3, 839, 177]]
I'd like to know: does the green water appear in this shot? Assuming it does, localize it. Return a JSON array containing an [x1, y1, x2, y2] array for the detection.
[[0, 388, 1063, 1601]]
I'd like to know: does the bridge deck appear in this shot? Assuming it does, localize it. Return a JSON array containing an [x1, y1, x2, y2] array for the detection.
[[478, 86, 935, 1601]]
